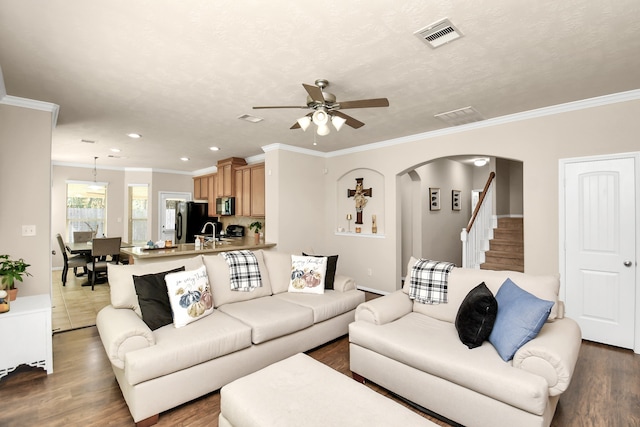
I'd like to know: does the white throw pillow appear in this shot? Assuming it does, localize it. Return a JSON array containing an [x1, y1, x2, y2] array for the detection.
[[165, 265, 214, 328], [288, 255, 327, 294]]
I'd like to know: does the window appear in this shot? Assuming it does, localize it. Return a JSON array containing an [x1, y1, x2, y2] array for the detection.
[[128, 185, 149, 244], [66, 181, 107, 241]]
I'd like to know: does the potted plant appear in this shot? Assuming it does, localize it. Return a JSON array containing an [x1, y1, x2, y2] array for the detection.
[[249, 221, 262, 244], [0, 254, 32, 301]]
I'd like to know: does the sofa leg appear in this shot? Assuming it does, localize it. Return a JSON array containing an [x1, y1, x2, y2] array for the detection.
[[135, 414, 159, 427], [352, 372, 366, 384]]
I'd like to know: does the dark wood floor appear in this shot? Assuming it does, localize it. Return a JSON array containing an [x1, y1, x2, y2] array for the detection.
[[1, 327, 639, 426]]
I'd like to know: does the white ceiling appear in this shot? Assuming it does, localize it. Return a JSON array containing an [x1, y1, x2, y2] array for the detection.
[[1, 0, 640, 173]]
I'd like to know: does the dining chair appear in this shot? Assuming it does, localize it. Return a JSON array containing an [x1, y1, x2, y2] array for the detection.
[[86, 237, 121, 290], [56, 233, 88, 286], [73, 231, 94, 243]]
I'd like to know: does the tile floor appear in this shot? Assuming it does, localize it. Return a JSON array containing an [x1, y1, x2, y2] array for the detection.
[[51, 269, 111, 333]]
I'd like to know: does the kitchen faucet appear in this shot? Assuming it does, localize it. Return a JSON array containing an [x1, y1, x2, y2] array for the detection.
[[201, 222, 216, 247]]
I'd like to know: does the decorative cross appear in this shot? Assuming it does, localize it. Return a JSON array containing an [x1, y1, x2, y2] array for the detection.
[[347, 177, 372, 224]]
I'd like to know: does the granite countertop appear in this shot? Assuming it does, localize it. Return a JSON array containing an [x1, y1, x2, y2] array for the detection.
[[121, 236, 276, 259]]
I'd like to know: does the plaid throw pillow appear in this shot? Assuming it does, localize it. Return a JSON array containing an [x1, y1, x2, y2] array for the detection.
[[220, 250, 263, 292]]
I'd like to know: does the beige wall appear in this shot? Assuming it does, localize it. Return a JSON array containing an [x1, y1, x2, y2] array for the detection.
[[0, 103, 53, 297], [52, 165, 192, 268], [267, 95, 640, 294]]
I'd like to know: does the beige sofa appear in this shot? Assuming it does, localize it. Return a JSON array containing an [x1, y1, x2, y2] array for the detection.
[[349, 259, 581, 427], [96, 250, 364, 426]]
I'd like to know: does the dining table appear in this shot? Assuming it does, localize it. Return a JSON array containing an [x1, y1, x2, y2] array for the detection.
[[66, 240, 134, 286]]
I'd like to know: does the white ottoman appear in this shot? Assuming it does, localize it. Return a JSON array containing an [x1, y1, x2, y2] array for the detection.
[[219, 353, 437, 427]]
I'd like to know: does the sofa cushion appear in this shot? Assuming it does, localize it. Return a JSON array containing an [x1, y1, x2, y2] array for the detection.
[[288, 255, 327, 294], [133, 266, 185, 330], [218, 297, 314, 344], [404, 258, 561, 323], [108, 255, 204, 316], [455, 282, 498, 349], [124, 310, 252, 385], [275, 289, 365, 323], [349, 313, 549, 416], [302, 252, 339, 289], [262, 251, 294, 294], [203, 250, 273, 308], [489, 279, 554, 361], [165, 265, 214, 328]]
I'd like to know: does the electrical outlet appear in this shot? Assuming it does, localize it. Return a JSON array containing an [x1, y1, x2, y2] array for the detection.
[[22, 225, 36, 236]]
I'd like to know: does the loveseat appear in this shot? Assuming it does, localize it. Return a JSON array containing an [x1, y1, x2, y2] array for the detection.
[[349, 257, 582, 427], [96, 250, 364, 426]]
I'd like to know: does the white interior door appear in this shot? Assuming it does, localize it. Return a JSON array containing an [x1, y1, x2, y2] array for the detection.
[[158, 192, 191, 244], [563, 156, 637, 349]]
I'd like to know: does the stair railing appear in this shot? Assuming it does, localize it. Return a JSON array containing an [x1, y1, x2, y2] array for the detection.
[[460, 172, 496, 269]]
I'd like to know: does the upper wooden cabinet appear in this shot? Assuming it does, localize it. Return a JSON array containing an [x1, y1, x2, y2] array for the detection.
[[194, 158, 263, 217], [235, 163, 265, 218], [217, 157, 247, 197]]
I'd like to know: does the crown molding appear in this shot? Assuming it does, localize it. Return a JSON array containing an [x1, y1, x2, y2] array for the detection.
[[0, 95, 59, 130], [262, 143, 325, 157], [326, 89, 640, 158]]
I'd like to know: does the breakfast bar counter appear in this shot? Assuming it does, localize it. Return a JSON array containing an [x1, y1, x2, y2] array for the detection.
[[121, 237, 276, 265]]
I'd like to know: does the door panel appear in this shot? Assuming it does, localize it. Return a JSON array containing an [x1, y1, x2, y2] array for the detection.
[[565, 158, 636, 348]]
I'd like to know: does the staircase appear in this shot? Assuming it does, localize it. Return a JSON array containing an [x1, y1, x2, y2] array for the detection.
[[480, 217, 524, 272]]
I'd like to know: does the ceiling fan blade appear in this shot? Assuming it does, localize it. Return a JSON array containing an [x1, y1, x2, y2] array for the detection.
[[253, 105, 308, 109], [332, 111, 365, 129], [338, 98, 389, 109], [302, 83, 325, 103]]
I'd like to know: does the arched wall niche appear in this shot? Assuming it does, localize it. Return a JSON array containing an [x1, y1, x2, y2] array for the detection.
[[399, 155, 523, 275], [337, 168, 385, 235]]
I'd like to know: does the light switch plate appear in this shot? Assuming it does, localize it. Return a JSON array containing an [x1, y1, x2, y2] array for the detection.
[[22, 225, 36, 236]]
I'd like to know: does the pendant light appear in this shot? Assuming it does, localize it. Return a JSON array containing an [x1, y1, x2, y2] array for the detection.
[[89, 156, 102, 190]]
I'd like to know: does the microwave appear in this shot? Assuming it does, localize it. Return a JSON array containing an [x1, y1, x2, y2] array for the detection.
[[216, 197, 235, 216]]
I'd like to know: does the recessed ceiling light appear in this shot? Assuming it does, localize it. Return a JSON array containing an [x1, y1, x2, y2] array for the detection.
[[474, 158, 488, 167], [209, 146, 220, 151], [110, 148, 121, 153], [127, 133, 142, 139], [180, 157, 189, 161]]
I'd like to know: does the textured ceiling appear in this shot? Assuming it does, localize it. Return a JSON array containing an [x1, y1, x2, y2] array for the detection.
[[1, 0, 640, 172]]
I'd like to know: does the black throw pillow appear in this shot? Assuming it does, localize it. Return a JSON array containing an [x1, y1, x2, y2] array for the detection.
[[302, 252, 338, 289], [133, 266, 185, 330], [455, 282, 498, 349]]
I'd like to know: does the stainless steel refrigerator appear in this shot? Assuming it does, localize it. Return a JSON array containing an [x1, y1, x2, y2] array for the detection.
[[175, 202, 219, 244]]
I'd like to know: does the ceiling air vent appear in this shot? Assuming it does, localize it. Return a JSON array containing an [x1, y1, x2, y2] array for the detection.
[[414, 18, 463, 48], [434, 106, 484, 126]]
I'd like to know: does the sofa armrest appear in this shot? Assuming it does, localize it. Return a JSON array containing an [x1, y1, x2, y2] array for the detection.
[[512, 317, 582, 396], [334, 274, 356, 292], [355, 290, 413, 325], [96, 305, 155, 369]]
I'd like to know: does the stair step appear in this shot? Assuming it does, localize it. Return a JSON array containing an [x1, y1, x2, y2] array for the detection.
[[489, 241, 524, 252], [480, 262, 525, 273], [484, 250, 524, 261], [497, 217, 523, 229], [493, 228, 523, 240]]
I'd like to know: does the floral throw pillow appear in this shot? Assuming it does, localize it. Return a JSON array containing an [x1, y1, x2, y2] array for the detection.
[[288, 255, 327, 294], [165, 265, 214, 328]]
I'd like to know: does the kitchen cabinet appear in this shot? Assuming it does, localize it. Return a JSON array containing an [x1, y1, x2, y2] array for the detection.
[[193, 176, 203, 200], [217, 157, 247, 197], [235, 163, 265, 217], [207, 174, 217, 216]]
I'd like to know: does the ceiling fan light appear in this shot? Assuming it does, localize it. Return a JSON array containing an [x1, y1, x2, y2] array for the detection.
[[331, 115, 347, 131], [312, 109, 329, 126], [316, 124, 331, 136], [297, 116, 312, 131]]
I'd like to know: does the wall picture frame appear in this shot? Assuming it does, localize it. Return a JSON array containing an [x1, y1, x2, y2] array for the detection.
[[452, 189, 461, 211], [429, 187, 440, 211]]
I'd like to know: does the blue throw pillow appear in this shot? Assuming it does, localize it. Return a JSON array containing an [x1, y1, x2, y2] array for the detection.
[[489, 278, 554, 361]]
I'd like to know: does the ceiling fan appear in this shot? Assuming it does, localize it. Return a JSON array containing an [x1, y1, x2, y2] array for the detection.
[[253, 79, 389, 135]]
